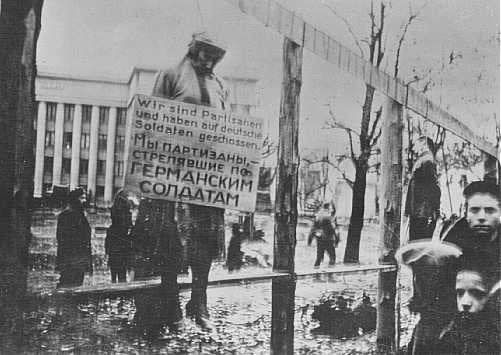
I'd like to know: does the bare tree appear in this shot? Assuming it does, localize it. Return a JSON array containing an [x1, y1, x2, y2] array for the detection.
[[0, 0, 44, 348], [323, 0, 427, 263]]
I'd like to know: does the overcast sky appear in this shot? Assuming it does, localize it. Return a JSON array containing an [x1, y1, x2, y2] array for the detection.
[[36, 0, 499, 152]]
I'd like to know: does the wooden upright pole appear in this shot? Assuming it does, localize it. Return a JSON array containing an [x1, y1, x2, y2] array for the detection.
[[271, 37, 302, 355], [376, 97, 403, 354], [0, 0, 43, 348]]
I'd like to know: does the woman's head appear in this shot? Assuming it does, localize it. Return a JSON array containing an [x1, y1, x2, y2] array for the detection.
[[111, 190, 139, 228]]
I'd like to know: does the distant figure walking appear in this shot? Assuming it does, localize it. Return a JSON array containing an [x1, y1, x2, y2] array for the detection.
[[105, 190, 137, 283], [56, 188, 92, 288], [308, 203, 339, 268]]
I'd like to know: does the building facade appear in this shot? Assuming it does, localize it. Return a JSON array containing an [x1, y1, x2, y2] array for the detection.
[[34, 67, 258, 206]]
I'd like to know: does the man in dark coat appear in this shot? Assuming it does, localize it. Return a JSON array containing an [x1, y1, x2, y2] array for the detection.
[[105, 190, 136, 283], [405, 136, 441, 241], [147, 31, 228, 330], [308, 203, 339, 268], [56, 187, 92, 288]]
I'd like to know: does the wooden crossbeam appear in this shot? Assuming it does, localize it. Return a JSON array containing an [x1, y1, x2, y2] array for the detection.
[[53, 264, 396, 299], [224, 0, 497, 157]]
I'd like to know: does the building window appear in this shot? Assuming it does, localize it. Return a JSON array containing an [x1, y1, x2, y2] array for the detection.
[[45, 131, 55, 147], [99, 106, 109, 126], [82, 105, 92, 124], [43, 157, 53, 174], [97, 160, 106, 175], [80, 159, 89, 175], [115, 135, 125, 151], [96, 185, 105, 199], [117, 108, 127, 126], [46, 102, 57, 122], [64, 104, 74, 123], [81, 133, 90, 149], [114, 160, 124, 177], [98, 134, 107, 150], [33, 102, 39, 130], [62, 158, 71, 175], [63, 132, 72, 149]]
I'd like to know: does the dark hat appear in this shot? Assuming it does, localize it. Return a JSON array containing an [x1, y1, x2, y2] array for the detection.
[[189, 31, 227, 54], [68, 187, 85, 202], [463, 181, 500, 199]]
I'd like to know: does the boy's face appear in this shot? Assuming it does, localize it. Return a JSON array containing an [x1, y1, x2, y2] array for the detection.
[[466, 193, 500, 238], [456, 270, 488, 313]]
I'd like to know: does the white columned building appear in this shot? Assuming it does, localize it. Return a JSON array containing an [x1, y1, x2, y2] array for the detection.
[[70, 104, 82, 190], [104, 107, 117, 205], [87, 105, 100, 200], [34, 67, 258, 207], [33, 101, 47, 198], [52, 102, 64, 185]]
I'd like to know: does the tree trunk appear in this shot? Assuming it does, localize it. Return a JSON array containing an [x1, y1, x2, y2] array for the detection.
[[343, 83, 376, 263], [343, 162, 368, 263], [0, 0, 43, 350]]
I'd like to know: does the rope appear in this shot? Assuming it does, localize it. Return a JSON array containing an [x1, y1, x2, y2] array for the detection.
[[440, 131, 454, 214], [195, 0, 205, 29]]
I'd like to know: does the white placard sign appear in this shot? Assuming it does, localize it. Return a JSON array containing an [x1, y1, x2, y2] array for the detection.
[[124, 94, 264, 212]]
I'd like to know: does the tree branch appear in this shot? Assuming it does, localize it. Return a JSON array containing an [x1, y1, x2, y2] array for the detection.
[[332, 163, 354, 189], [322, 1, 365, 58], [368, 106, 382, 142], [394, 2, 427, 77], [376, 2, 385, 67]]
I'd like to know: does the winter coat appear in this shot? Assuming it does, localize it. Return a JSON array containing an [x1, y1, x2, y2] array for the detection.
[[442, 217, 501, 276], [435, 311, 500, 355], [105, 224, 133, 271], [151, 56, 228, 258], [412, 218, 501, 319], [131, 200, 183, 277], [405, 154, 441, 219], [152, 57, 228, 110], [308, 210, 338, 245], [56, 208, 92, 273]]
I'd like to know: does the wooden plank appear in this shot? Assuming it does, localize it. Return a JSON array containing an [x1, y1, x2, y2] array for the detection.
[[271, 36, 302, 355], [53, 264, 397, 299], [376, 97, 404, 353], [224, 0, 498, 157]]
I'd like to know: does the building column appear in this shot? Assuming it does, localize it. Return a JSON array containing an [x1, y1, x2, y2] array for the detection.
[[87, 105, 99, 201], [70, 104, 82, 190], [33, 101, 46, 198], [52, 102, 64, 186], [104, 107, 117, 205]]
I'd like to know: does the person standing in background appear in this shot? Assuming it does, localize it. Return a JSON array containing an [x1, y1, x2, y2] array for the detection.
[[105, 190, 137, 283], [56, 188, 92, 288], [405, 135, 441, 241]]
